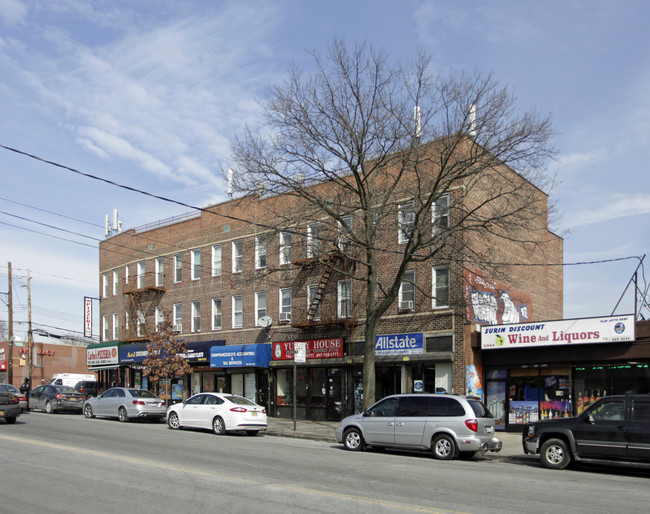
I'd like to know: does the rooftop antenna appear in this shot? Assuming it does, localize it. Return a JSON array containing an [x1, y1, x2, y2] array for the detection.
[[414, 105, 421, 142], [227, 169, 233, 199], [104, 214, 112, 237], [469, 103, 477, 137], [113, 209, 122, 234]]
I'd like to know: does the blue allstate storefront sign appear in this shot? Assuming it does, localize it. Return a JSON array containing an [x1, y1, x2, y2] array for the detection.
[[210, 344, 272, 368], [375, 333, 424, 356]]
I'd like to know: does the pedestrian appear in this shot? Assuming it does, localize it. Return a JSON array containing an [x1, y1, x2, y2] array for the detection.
[[19, 377, 31, 411]]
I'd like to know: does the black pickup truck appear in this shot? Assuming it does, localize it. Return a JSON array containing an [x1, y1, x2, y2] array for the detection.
[[0, 384, 22, 424], [523, 394, 650, 469]]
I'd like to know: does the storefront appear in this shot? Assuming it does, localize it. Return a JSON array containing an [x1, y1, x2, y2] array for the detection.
[[480, 315, 647, 431], [86, 341, 122, 392]]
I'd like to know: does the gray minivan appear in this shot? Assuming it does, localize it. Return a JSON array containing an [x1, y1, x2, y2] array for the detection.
[[335, 393, 502, 459]]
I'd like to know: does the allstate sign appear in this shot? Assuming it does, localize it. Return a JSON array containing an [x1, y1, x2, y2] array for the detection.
[[375, 333, 424, 356]]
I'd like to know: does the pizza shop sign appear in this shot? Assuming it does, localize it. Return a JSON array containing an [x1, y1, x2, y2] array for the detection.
[[273, 338, 343, 360], [87, 345, 119, 366]]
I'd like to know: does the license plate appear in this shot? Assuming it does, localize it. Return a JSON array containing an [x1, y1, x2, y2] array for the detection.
[[251, 411, 258, 416], [486, 426, 493, 434], [0, 410, 4, 416]]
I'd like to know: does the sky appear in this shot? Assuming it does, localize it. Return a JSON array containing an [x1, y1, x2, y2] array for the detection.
[[0, 0, 648, 343]]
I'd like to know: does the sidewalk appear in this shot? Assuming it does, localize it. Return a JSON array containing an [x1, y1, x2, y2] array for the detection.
[[265, 417, 523, 458]]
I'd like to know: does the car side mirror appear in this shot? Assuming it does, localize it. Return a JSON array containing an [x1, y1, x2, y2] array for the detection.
[[586, 414, 595, 424], [362, 408, 369, 417]]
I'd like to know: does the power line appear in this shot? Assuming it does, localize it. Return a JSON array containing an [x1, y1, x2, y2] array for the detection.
[[0, 195, 104, 228]]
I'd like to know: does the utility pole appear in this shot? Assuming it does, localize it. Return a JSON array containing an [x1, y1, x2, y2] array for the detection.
[[7, 262, 13, 385], [27, 269, 33, 384]]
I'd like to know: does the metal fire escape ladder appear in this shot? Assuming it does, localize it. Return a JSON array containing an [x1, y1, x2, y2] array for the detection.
[[306, 256, 337, 322]]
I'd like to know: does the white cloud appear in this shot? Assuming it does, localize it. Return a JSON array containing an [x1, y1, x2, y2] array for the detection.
[[565, 193, 650, 229], [0, 0, 28, 26]]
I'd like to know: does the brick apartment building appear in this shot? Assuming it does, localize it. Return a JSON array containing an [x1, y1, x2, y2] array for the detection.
[[95, 139, 563, 421]]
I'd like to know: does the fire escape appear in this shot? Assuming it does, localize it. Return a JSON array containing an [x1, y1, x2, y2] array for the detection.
[[122, 272, 165, 342]]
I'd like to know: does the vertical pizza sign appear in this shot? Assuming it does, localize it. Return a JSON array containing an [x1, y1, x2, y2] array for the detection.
[[84, 297, 93, 338]]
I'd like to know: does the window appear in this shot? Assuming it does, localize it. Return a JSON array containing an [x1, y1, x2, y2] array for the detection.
[[174, 253, 182, 283], [191, 301, 201, 332], [338, 216, 352, 250], [112, 313, 119, 340], [307, 222, 321, 258], [112, 270, 118, 295], [212, 244, 222, 276], [155, 258, 164, 287], [366, 397, 398, 417], [102, 315, 109, 341], [155, 306, 164, 330], [125, 265, 129, 284], [398, 201, 415, 243], [432, 194, 450, 235], [136, 309, 144, 337], [232, 240, 243, 273], [432, 267, 450, 309], [255, 235, 267, 269], [212, 299, 222, 330], [191, 249, 201, 280], [137, 261, 145, 289], [279, 289, 292, 322], [396, 396, 430, 417], [279, 232, 292, 265], [102, 273, 109, 298], [307, 284, 321, 321], [399, 271, 415, 311], [337, 280, 351, 318], [255, 292, 267, 325], [125, 311, 130, 331], [173, 303, 182, 332], [232, 295, 243, 328], [429, 397, 465, 416]]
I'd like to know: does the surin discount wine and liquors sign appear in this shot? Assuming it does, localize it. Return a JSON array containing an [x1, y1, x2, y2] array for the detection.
[[481, 315, 635, 350]]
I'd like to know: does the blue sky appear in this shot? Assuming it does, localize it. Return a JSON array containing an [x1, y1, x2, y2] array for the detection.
[[0, 0, 648, 341]]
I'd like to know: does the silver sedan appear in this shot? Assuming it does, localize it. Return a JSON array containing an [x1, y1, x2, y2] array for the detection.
[[83, 387, 166, 422]]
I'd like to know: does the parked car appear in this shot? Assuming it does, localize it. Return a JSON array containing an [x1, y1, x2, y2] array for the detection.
[[83, 387, 166, 422], [166, 392, 267, 436], [335, 393, 502, 460], [28, 385, 84, 414], [523, 394, 650, 469], [3, 384, 27, 412], [0, 384, 22, 423], [74, 380, 98, 399]]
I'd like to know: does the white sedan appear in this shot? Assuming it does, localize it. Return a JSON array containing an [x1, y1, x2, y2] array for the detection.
[[166, 393, 267, 436]]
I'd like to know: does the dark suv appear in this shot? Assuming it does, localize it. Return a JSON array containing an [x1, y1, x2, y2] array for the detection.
[[74, 380, 98, 399], [523, 394, 650, 469]]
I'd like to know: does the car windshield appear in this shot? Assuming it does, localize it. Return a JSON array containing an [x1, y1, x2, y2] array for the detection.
[[468, 399, 493, 418], [224, 395, 257, 406], [128, 389, 159, 399], [54, 386, 77, 393], [2, 384, 19, 394]]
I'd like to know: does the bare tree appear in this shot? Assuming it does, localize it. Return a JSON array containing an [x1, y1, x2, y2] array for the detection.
[[230, 40, 556, 408], [143, 311, 191, 401]]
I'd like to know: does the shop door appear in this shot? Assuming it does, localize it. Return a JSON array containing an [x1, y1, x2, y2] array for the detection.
[[327, 368, 343, 420]]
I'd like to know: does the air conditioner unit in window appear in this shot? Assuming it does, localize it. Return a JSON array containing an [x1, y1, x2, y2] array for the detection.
[[279, 312, 292, 323], [173, 324, 182, 332], [399, 301, 414, 311]]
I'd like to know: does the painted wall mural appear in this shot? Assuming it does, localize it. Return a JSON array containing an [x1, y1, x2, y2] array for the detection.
[[464, 270, 532, 326]]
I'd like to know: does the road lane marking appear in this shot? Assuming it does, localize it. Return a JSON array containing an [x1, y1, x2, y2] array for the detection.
[[0, 434, 468, 513]]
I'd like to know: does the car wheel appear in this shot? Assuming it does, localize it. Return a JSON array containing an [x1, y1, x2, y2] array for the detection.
[[212, 416, 226, 435], [118, 407, 129, 423], [5, 417, 16, 424], [167, 412, 181, 430], [45, 401, 54, 414], [343, 428, 364, 451], [540, 438, 571, 470], [432, 434, 456, 460], [84, 404, 95, 418]]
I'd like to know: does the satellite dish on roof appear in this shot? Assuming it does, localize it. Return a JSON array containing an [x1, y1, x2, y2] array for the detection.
[[258, 316, 273, 328]]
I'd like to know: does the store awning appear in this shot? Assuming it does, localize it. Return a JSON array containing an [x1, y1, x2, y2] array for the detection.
[[210, 344, 272, 368]]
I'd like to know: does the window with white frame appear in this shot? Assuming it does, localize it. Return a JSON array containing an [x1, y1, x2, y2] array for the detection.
[[112, 313, 119, 340], [212, 244, 222, 276], [337, 280, 351, 318], [279, 289, 292, 322], [398, 201, 415, 243], [102, 273, 108, 298], [432, 194, 450, 235], [191, 301, 201, 332], [125, 265, 129, 284], [338, 215, 352, 250], [279, 232, 292, 265], [255, 292, 267, 325], [155, 258, 164, 287], [212, 298, 222, 330], [432, 267, 450, 308], [125, 311, 130, 331], [155, 306, 164, 330], [174, 253, 182, 283], [136, 309, 145, 337], [102, 315, 109, 341], [399, 271, 415, 311], [307, 222, 321, 258], [232, 295, 243, 328], [173, 303, 182, 332], [307, 284, 321, 321], [191, 249, 201, 280], [112, 270, 118, 295], [255, 235, 267, 269], [232, 240, 243, 273], [137, 261, 145, 289]]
